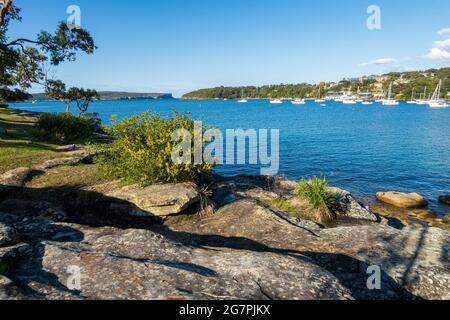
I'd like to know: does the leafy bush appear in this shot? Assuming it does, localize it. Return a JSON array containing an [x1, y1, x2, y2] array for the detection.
[[296, 177, 335, 210], [96, 111, 214, 184], [443, 214, 450, 224], [35, 113, 94, 143]]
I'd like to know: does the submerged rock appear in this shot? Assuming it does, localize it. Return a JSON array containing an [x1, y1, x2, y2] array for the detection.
[[376, 192, 428, 209], [0, 168, 33, 187], [438, 195, 450, 206]]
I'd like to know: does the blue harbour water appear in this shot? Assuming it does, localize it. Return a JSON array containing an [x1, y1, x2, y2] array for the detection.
[[11, 99, 450, 215]]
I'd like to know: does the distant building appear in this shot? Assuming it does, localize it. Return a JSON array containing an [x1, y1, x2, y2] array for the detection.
[[358, 92, 374, 99], [325, 91, 344, 98]]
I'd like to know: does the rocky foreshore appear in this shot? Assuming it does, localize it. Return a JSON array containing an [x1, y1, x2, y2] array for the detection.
[[0, 154, 449, 300]]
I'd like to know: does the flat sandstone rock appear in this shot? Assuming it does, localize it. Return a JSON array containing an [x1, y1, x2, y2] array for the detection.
[[0, 167, 33, 187], [376, 191, 428, 208], [105, 182, 200, 217]]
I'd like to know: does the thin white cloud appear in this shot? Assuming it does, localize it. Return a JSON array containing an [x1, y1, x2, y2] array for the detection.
[[425, 29, 450, 61], [437, 28, 450, 37], [434, 38, 450, 49], [359, 58, 397, 67], [425, 48, 450, 60]]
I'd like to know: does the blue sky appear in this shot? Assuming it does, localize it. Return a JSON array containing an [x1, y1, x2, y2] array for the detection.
[[11, 0, 450, 96]]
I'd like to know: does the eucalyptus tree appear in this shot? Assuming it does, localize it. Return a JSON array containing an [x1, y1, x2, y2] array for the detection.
[[0, 0, 96, 102]]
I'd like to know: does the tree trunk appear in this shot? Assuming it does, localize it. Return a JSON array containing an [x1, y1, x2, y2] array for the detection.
[[0, 0, 13, 27], [65, 103, 70, 113]]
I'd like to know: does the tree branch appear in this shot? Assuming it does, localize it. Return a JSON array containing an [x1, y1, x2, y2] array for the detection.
[[7, 38, 43, 47]]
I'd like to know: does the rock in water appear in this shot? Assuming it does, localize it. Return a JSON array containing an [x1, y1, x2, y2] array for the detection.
[[330, 187, 378, 221], [0, 168, 33, 187], [376, 192, 428, 208], [105, 183, 200, 217], [438, 195, 450, 206]]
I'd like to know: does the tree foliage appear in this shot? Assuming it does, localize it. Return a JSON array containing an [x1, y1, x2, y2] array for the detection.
[[0, 1, 96, 102], [45, 80, 99, 115]]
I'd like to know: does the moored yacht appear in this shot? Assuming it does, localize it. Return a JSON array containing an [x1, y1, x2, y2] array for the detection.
[[428, 80, 449, 108], [291, 99, 306, 105], [342, 99, 356, 104], [237, 89, 248, 103], [382, 82, 399, 106], [270, 99, 283, 104], [315, 85, 325, 103]]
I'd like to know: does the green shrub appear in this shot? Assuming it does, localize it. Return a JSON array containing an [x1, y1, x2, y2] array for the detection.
[[295, 176, 335, 210], [443, 214, 450, 224], [96, 111, 214, 185], [35, 113, 94, 143]]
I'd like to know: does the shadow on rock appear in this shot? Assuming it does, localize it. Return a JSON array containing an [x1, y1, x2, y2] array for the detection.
[[0, 184, 425, 300]]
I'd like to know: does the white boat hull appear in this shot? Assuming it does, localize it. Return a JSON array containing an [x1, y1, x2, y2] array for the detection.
[[270, 100, 283, 104], [429, 101, 449, 108]]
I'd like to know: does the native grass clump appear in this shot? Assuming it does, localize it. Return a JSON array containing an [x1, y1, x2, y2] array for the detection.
[[294, 176, 336, 225]]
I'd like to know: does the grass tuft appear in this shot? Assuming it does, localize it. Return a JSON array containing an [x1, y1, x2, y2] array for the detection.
[[295, 176, 335, 210]]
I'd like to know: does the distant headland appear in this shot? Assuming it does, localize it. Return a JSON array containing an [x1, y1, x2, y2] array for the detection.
[[30, 91, 173, 101]]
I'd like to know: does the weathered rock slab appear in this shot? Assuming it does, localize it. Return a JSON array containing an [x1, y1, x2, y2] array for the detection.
[[34, 226, 352, 300], [0, 223, 18, 247], [376, 192, 428, 208], [104, 183, 200, 217], [37, 153, 93, 170], [55, 144, 85, 153], [0, 243, 31, 274], [0, 168, 33, 187], [330, 187, 378, 222]]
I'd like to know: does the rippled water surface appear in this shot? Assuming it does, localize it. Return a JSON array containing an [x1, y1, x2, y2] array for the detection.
[[12, 99, 450, 215]]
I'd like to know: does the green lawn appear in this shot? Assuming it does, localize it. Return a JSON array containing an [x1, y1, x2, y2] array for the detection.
[[0, 106, 64, 173]]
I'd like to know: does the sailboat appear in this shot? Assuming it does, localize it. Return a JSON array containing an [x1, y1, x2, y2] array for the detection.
[[237, 89, 248, 103], [406, 88, 417, 104], [428, 80, 449, 108], [382, 82, 399, 106], [315, 85, 325, 103], [415, 87, 429, 105]]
